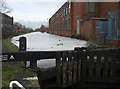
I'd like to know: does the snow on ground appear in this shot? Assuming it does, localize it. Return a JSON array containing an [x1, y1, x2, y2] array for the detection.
[[11, 32, 87, 51], [11, 32, 87, 68]]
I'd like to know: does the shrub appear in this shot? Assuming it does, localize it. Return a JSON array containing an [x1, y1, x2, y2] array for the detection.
[[2, 29, 19, 39]]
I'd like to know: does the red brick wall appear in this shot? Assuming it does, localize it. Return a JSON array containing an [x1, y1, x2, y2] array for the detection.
[[99, 2, 119, 18], [71, 2, 80, 35], [72, 2, 119, 38], [49, 2, 120, 39], [49, 2, 71, 36], [110, 40, 120, 46], [71, 2, 100, 35], [81, 20, 99, 39]]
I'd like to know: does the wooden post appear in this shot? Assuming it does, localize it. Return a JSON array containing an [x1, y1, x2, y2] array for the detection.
[[77, 48, 82, 82], [92, 51, 97, 82], [95, 50, 102, 82], [73, 51, 77, 84], [62, 51, 67, 87], [114, 48, 120, 83], [81, 47, 87, 82], [68, 51, 73, 86], [56, 52, 62, 87], [30, 60, 37, 68], [86, 50, 90, 81]]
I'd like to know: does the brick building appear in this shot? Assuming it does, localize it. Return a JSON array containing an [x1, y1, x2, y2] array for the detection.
[[49, 2, 100, 37], [49, 1, 120, 43], [95, 2, 120, 46], [49, 2, 71, 36], [1, 12, 13, 31], [13, 22, 22, 32], [71, 2, 120, 40]]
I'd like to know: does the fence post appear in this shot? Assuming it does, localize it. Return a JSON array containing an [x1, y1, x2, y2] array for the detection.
[[74, 47, 82, 82], [81, 47, 87, 82], [62, 51, 67, 87], [73, 50, 77, 84], [68, 51, 73, 86], [56, 52, 62, 87]]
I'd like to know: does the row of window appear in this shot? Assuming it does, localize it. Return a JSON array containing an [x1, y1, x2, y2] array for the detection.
[[51, 2, 95, 21], [2, 25, 13, 30], [50, 19, 70, 32], [51, 2, 71, 21], [86, 2, 95, 13], [2, 16, 13, 22], [2, 20, 13, 25]]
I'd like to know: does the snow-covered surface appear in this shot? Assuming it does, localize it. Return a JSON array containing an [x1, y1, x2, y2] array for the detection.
[[11, 32, 87, 51], [11, 32, 87, 68]]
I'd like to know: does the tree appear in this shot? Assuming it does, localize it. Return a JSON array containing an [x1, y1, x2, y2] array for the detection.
[[0, 0, 12, 13], [40, 25, 46, 32]]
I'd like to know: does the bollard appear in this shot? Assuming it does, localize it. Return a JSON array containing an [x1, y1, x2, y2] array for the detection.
[[19, 37, 37, 68], [19, 37, 26, 51], [19, 37, 28, 67]]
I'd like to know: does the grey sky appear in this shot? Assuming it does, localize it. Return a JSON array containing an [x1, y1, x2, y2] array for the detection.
[[6, 0, 67, 29]]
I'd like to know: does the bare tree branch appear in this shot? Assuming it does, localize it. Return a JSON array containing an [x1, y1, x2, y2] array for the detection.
[[0, 0, 12, 13]]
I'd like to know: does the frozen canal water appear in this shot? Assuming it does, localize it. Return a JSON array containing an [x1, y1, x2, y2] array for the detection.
[[11, 32, 87, 68]]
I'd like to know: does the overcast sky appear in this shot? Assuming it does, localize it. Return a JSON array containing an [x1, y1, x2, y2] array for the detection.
[[6, 0, 67, 29]]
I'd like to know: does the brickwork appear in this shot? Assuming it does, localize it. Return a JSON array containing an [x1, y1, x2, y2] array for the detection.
[[99, 2, 119, 18], [110, 40, 120, 47], [49, 1, 120, 41], [81, 20, 99, 40], [71, 2, 100, 35], [1, 12, 13, 31], [49, 2, 71, 36]]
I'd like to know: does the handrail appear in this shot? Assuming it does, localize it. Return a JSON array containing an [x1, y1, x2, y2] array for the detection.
[[9, 81, 25, 89]]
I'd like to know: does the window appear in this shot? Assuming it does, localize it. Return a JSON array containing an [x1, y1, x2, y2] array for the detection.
[[66, 6, 67, 15], [64, 21, 65, 31], [68, 19, 70, 31], [62, 21, 64, 31], [57, 13, 58, 18], [53, 17, 54, 20], [86, 2, 95, 13], [60, 11, 62, 17], [66, 20, 67, 31], [69, 2, 71, 13], [64, 7, 65, 16]]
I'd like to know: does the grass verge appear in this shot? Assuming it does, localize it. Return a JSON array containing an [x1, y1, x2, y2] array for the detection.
[[2, 62, 39, 88], [2, 62, 22, 87], [2, 37, 39, 88], [2, 37, 19, 52]]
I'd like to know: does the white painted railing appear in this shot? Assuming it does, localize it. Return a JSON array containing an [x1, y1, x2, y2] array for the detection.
[[9, 81, 25, 89]]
